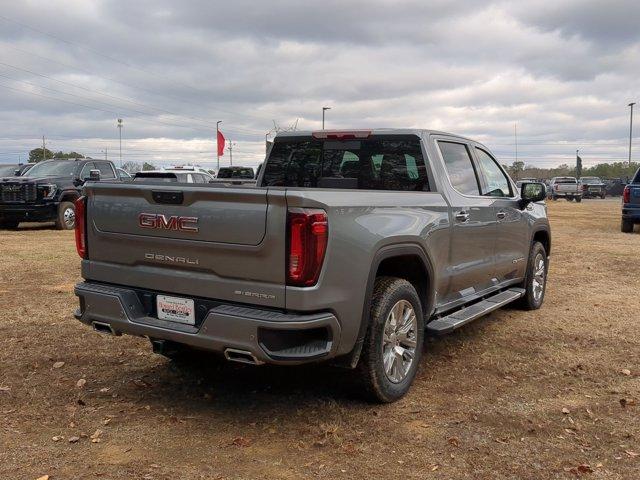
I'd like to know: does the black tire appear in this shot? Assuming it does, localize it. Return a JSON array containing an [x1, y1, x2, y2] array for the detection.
[[516, 241, 548, 310], [0, 219, 19, 229], [55, 201, 76, 230], [621, 219, 634, 233], [575, 196, 582, 203], [566, 196, 573, 201], [551, 195, 558, 201], [601, 193, 606, 199], [356, 277, 424, 403]]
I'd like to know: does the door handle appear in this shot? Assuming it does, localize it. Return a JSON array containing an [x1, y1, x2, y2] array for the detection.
[[496, 211, 506, 220], [455, 211, 469, 222]]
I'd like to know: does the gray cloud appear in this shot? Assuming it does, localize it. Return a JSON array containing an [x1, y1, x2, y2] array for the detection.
[[0, 0, 638, 169]]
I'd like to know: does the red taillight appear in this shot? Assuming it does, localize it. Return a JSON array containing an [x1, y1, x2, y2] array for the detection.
[[287, 208, 328, 287], [75, 196, 87, 259], [312, 130, 371, 140], [623, 185, 631, 203]]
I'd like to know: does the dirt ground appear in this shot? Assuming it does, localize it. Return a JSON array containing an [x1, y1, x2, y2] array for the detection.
[[1, 198, 638, 480]]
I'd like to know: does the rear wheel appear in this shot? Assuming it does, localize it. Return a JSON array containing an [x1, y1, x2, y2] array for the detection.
[[0, 219, 19, 229], [516, 242, 548, 310], [600, 193, 606, 199], [621, 219, 634, 233], [356, 277, 424, 403], [55, 201, 76, 230], [575, 196, 582, 203]]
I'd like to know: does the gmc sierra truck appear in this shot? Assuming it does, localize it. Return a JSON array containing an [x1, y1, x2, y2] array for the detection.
[[73, 129, 551, 402]]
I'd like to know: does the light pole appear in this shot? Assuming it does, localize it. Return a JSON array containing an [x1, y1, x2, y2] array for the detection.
[[322, 106, 331, 130], [628, 102, 635, 167], [216, 120, 222, 172], [117, 118, 123, 168], [228, 142, 236, 166]]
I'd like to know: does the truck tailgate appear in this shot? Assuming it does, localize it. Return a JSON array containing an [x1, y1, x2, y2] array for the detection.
[[82, 183, 286, 308]]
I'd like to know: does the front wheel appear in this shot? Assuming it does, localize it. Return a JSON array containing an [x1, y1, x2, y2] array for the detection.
[[516, 242, 548, 310], [356, 277, 424, 403], [575, 196, 582, 203], [621, 219, 634, 233], [55, 201, 76, 230]]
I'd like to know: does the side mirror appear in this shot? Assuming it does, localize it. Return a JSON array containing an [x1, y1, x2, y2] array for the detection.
[[88, 169, 101, 181], [520, 182, 546, 206]]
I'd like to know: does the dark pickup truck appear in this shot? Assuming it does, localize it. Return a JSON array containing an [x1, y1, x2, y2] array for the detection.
[[73, 129, 550, 402], [622, 168, 640, 233], [0, 158, 118, 229]]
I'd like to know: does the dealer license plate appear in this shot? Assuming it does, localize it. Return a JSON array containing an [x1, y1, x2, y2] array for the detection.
[[156, 295, 195, 325]]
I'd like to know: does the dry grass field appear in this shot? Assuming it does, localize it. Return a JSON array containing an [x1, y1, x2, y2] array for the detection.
[[1, 199, 639, 480]]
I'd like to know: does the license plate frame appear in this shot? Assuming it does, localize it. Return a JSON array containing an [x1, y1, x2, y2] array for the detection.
[[156, 295, 195, 325]]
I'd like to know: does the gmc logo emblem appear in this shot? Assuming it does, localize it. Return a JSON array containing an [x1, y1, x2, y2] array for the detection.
[[138, 213, 199, 232]]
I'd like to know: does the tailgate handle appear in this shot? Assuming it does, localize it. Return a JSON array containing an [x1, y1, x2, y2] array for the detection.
[[152, 191, 184, 205]]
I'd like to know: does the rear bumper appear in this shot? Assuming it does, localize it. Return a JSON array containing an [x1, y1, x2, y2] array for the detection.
[[74, 281, 341, 365], [0, 203, 56, 222]]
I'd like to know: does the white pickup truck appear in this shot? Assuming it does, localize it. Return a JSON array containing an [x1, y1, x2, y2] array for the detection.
[[549, 177, 582, 202]]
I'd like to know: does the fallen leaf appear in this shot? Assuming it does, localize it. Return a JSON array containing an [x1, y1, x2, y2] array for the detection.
[[0, 386, 10, 393], [231, 436, 252, 447], [76, 379, 86, 388], [621, 369, 631, 376], [625, 450, 639, 458], [52, 436, 63, 442], [90, 429, 103, 440], [53, 361, 65, 369], [562, 407, 571, 415], [447, 437, 459, 448], [68, 436, 80, 443], [36, 476, 50, 480]]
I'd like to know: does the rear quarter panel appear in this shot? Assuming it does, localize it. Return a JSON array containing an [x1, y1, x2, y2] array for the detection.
[[284, 188, 450, 356]]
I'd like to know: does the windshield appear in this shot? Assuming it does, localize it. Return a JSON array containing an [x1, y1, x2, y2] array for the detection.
[[0, 164, 17, 176], [26, 160, 78, 177], [633, 168, 640, 184], [261, 135, 429, 191], [581, 177, 601, 184], [217, 167, 254, 179]]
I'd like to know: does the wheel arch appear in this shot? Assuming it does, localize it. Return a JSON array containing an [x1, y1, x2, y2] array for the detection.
[[532, 227, 551, 256], [59, 190, 80, 203], [338, 243, 435, 368]]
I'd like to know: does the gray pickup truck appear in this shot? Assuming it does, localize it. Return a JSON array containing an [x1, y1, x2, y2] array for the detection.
[[73, 129, 550, 402]]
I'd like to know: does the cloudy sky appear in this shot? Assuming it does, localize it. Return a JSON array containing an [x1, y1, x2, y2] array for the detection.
[[0, 0, 638, 169]]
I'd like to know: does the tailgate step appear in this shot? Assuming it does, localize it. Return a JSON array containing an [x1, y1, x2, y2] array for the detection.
[[426, 288, 525, 335]]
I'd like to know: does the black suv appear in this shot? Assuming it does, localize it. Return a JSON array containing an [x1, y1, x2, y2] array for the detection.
[[0, 158, 118, 230]]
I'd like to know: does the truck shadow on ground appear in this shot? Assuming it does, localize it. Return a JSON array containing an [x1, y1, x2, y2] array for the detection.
[[109, 316, 497, 418]]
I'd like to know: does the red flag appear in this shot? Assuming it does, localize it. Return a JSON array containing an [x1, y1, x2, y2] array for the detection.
[[217, 130, 225, 156]]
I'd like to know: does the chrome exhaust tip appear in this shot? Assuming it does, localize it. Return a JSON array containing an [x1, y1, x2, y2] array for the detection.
[[92, 321, 117, 336], [224, 348, 263, 365]]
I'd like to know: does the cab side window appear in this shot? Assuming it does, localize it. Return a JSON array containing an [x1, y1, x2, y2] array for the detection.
[[80, 162, 95, 179], [475, 148, 512, 197], [438, 141, 481, 195], [94, 162, 116, 179]]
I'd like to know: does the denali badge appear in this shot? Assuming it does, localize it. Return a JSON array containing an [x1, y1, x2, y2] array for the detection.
[[145, 253, 199, 265], [139, 213, 199, 232]]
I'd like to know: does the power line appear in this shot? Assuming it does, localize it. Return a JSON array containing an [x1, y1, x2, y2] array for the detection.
[[0, 31, 276, 124], [0, 61, 262, 134]]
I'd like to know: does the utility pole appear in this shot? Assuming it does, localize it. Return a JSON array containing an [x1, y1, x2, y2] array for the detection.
[[514, 123, 518, 163], [104, 148, 108, 160], [42, 135, 46, 161], [117, 118, 123, 168], [322, 106, 331, 130], [216, 120, 222, 172], [628, 102, 636, 167]]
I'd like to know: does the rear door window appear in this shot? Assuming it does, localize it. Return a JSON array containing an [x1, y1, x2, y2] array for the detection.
[[262, 135, 429, 191], [438, 141, 481, 195]]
